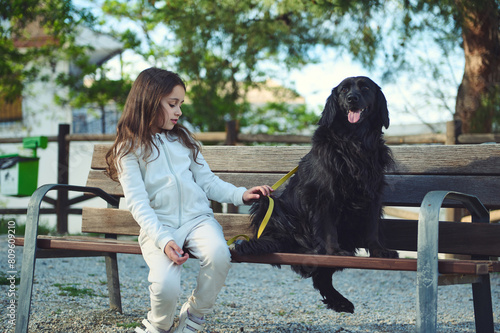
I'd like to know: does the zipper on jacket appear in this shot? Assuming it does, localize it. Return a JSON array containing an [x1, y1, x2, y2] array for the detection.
[[156, 133, 183, 227], [157, 133, 164, 144]]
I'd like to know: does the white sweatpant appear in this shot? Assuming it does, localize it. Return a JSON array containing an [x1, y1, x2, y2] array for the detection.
[[138, 217, 231, 331]]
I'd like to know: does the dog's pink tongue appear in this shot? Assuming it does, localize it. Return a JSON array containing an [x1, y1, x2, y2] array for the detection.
[[348, 110, 361, 123]]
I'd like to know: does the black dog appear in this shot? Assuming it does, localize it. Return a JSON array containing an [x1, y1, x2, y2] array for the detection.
[[235, 76, 398, 313]]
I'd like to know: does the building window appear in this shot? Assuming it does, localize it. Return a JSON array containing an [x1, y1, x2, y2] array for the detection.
[[72, 105, 119, 134], [0, 95, 23, 122]]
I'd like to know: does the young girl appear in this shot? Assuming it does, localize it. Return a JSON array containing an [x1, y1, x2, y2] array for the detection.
[[106, 67, 272, 333]]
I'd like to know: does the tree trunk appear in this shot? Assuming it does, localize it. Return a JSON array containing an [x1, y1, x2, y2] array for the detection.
[[455, 0, 500, 133]]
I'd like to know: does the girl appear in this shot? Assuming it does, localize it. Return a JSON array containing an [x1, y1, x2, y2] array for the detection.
[[106, 67, 272, 333]]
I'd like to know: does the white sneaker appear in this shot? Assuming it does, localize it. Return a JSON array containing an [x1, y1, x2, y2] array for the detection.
[[175, 303, 205, 332], [135, 319, 172, 333]]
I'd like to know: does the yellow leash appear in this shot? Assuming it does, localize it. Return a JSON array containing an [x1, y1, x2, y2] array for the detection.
[[257, 166, 298, 238], [226, 234, 250, 246], [227, 166, 298, 246]]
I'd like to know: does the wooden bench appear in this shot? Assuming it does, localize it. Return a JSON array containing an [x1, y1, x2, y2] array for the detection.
[[15, 143, 500, 333]]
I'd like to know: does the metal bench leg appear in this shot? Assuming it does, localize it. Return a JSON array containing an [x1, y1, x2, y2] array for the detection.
[[472, 274, 494, 333], [105, 253, 123, 312], [15, 184, 119, 332], [416, 192, 440, 333], [416, 191, 489, 333], [16, 185, 56, 333], [16, 222, 37, 333]]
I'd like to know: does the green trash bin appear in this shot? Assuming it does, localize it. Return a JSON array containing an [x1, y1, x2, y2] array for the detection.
[[0, 136, 48, 197]]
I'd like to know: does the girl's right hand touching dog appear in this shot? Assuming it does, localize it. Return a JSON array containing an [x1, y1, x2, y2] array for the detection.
[[164, 240, 189, 265]]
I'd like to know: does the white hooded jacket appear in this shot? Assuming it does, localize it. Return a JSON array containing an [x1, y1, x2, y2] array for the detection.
[[118, 132, 247, 251]]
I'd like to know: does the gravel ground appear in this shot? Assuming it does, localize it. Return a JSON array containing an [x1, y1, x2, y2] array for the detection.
[[1, 235, 499, 333]]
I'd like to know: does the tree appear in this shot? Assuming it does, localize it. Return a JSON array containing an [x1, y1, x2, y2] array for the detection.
[[311, 0, 500, 134], [0, 0, 94, 102], [454, 0, 500, 133], [1, 0, 130, 134], [99, 0, 499, 134], [99, 0, 347, 132], [8, 1, 495, 135], [55, 56, 132, 134]]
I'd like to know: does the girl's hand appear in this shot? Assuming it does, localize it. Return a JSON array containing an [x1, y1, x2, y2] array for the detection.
[[243, 185, 274, 204], [164, 240, 189, 265]]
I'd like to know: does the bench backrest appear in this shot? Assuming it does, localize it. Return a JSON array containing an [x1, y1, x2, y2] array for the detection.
[[83, 144, 500, 257]]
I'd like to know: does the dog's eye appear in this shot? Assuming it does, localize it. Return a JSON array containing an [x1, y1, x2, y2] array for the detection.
[[361, 86, 370, 91], [341, 87, 349, 93]]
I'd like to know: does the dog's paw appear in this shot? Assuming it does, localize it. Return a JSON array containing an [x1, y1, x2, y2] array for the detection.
[[325, 246, 354, 256], [384, 249, 399, 258], [323, 298, 355, 314], [336, 249, 355, 256], [369, 248, 399, 258], [228, 239, 245, 251], [231, 239, 252, 254]]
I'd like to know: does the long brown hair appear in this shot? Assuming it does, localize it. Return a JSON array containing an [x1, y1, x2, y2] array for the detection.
[[106, 67, 200, 181]]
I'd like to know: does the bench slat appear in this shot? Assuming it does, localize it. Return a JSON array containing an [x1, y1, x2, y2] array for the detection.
[[203, 145, 500, 175], [228, 252, 500, 275], [389, 144, 500, 175], [383, 175, 500, 209], [86, 170, 287, 197], [86, 169, 500, 210], [82, 207, 140, 235], [215, 174, 500, 209], [91, 144, 111, 169], [382, 219, 500, 257], [90, 144, 500, 175], [91, 145, 308, 172], [82, 208, 500, 257], [18, 236, 142, 255], [16, 236, 499, 275], [86, 170, 123, 196], [82, 208, 253, 239]]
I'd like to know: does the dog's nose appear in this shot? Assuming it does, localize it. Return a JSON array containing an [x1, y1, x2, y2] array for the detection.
[[347, 94, 359, 103]]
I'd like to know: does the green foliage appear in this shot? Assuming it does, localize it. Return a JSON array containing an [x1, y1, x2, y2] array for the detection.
[[2, 0, 499, 134], [474, 84, 500, 133], [117, 322, 141, 328], [0, 272, 20, 285], [0, 0, 95, 102], [98, 0, 497, 133], [53, 283, 99, 297], [99, 0, 351, 131], [55, 65, 132, 134], [325, 0, 500, 133], [1, 0, 130, 134], [241, 102, 320, 135]]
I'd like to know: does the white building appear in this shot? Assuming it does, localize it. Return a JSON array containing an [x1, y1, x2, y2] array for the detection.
[[0, 23, 123, 233]]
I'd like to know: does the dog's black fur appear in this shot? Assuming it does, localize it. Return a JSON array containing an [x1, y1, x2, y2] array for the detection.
[[235, 76, 398, 313]]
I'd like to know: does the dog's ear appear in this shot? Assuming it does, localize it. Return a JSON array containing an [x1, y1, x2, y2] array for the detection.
[[318, 88, 338, 127], [376, 87, 390, 129]]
